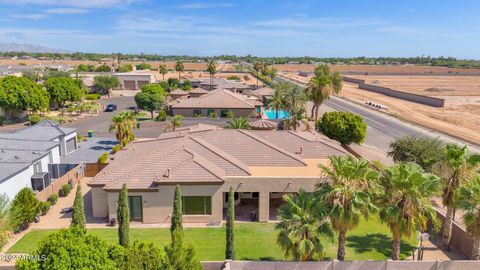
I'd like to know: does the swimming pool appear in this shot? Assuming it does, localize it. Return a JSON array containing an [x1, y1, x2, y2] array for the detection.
[[264, 109, 290, 119]]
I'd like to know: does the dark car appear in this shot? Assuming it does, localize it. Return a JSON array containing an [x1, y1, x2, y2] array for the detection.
[[105, 104, 117, 112]]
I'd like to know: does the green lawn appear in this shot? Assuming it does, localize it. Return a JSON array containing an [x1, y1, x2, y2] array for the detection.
[[8, 219, 417, 261]]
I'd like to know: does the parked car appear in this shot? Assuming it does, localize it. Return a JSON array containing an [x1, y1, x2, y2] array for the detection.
[[105, 104, 117, 112]]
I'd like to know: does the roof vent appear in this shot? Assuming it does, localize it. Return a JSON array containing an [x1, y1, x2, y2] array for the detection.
[[164, 169, 171, 178], [14, 155, 19, 159], [296, 147, 304, 155]]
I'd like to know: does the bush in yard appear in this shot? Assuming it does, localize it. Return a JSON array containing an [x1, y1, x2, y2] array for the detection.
[[47, 194, 58, 205], [112, 144, 121, 154], [28, 114, 42, 125], [0, 116, 6, 126], [155, 110, 167, 121], [9, 188, 40, 233], [60, 184, 72, 197], [40, 201, 51, 216], [227, 75, 240, 81], [98, 152, 109, 164], [85, 93, 101, 100], [71, 184, 86, 229], [387, 135, 444, 172], [121, 241, 163, 270], [45, 77, 83, 108], [226, 111, 234, 119], [209, 111, 218, 119], [16, 227, 120, 270], [317, 111, 367, 145], [0, 194, 11, 249]]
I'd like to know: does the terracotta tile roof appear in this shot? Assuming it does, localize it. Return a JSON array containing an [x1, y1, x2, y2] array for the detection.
[[89, 126, 348, 191], [189, 88, 209, 94], [169, 89, 189, 95], [171, 89, 259, 109]]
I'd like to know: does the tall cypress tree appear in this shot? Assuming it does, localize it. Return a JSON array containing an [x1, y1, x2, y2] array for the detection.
[[226, 186, 236, 259], [162, 185, 202, 270], [71, 183, 86, 229], [118, 183, 130, 247], [170, 185, 183, 235]]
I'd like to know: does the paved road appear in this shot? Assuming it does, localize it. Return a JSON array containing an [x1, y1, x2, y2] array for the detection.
[[276, 76, 480, 153]]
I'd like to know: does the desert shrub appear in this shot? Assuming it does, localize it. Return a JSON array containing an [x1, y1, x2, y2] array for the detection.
[[60, 184, 72, 197], [40, 201, 51, 216], [227, 75, 240, 81], [317, 112, 367, 145], [85, 93, 101, 100], [387, 135, 444, 172], [28, 114, 42, 125], [209, 111, 218, 119], [226, 111, 234, 119], [155, 110, 167, 121], [98, 152, 109, 164], [9, 188, 40, 232], [112, 145, 121, 154], [47, 194, 58, 205]]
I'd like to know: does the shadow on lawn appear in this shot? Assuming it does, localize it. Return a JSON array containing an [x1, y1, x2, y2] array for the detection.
[[346, 233, 415, 259]]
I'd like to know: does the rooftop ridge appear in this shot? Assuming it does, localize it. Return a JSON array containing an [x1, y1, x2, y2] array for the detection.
[[222, 89, 256, 108], [188, 136, 251, 175], [237, 130, 308, 165], [183, 148, 226, 182], [290, 130, 349, 155]]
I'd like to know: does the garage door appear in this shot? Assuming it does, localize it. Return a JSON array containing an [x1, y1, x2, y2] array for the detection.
[[123, 80, 136, 90], [66, 138, 77, 154], [137, 80, 149, 89]]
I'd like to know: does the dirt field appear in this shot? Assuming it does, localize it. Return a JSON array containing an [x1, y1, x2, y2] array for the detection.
[[274, 64, 480, 74]]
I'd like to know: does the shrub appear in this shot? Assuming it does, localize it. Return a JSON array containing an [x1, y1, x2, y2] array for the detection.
[[0, 194, 10, 248], [98, 152, 109, 164], [317, 112, 367, 145], [9, 188, 40, 232], [155, 110, 167, 121], [227, 75, 240, 81], [60, 184, 72, 197], [112, 145, 121, 154], [28, 114, 42, 125], [40, 201, 51, 216], [209, 111, 218, 119], [387, 135, 444, 172], [0, 116, 6, 126], [85, 93, 101, 100], [47, 194, 58, 205], [226, 111, 234, 119]]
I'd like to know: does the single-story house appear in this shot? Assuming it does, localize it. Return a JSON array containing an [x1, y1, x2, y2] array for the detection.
[[88, 125, 348, 223], [0, 120, 78, 199], [169, 89, 189, 100], [170, 89, 263, 118], [191, 78, 252, 93]]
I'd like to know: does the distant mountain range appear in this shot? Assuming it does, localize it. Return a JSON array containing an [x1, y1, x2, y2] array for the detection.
[[0, 43, 68, 53]]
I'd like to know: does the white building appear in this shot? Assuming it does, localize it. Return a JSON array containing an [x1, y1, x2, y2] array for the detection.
[[0, 120, 78, 199], [113, 72, 156, 90]]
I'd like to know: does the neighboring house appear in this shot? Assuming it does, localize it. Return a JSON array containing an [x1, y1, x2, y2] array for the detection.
[[88, 125, 348, 223], [170, 89, 263, 117], [243, 87, 274, 104], [191, 78, 252, 93], [169, 89, 189, 100], [114, 72, 156, 90], [0, 120, 78, 199]]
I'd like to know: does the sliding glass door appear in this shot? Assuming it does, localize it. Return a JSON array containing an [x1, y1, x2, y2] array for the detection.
[[128, 196, 143, 222]]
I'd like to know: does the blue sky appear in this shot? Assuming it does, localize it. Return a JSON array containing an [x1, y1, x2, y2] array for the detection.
[[0, 0, 479, 58]]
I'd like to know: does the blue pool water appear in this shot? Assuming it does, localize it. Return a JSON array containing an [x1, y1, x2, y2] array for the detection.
[[264, 109, 290, 119]]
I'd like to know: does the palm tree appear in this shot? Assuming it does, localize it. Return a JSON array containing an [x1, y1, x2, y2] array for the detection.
[[283, 84, 306, 131], [316, 156, 380, 260], [306, 64, 343, 120], [226, 117, 250, 130], [433, 144, 480, 250], [158, 64, 168, 81], [207, 60, 217, 91], [261, 63, 269, 78], [168, 115, 184, 131], [378, 162, 440, 260], [269, 66, 278, 84], [109, 111, 137, 145], [253, 61, 262, 89], [276, 189, 333, 261], [175, 61, 184, 80], [268, 86, 284, 119], [457, 174, 480, 260]]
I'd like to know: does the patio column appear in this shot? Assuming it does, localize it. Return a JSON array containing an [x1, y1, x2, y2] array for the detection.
[[258, 192, 269, 222]]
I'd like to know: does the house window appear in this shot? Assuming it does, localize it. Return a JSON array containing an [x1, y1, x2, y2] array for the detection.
[[182, 196, 211, 215], [33, 161, 42, 173], [193, 109, 202, 116], [207, 109, 215, 116], [220, 110, 229, 118]]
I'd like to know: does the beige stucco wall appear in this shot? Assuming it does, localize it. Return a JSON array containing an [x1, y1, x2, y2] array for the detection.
[[95, 175, 325, 224], [91, 187, 108, 218], [171, 108, 257, 117]]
